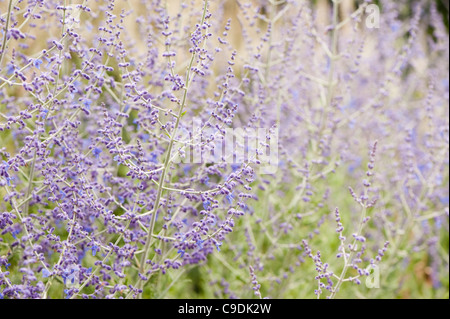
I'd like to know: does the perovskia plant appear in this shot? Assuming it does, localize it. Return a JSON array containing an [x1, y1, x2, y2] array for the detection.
[[0, 0, 448, 299]]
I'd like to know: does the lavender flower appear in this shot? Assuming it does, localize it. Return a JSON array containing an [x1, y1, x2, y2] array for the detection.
[[0, 0, 447, 300]]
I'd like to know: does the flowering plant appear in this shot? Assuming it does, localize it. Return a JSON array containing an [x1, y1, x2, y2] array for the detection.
[[0, 0, 448, 299]]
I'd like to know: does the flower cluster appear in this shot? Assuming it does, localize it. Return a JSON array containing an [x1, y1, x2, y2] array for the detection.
[[0, 0, 448, 299]]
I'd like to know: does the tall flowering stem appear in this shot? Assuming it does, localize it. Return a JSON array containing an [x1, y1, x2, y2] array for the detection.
[[136, 0, 210, 294], [0, 0, 447, 300], [0, 0, 13, 67], [320, 0, 340, 136]]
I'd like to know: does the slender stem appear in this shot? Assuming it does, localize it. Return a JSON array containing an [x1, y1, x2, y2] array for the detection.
[[330, 191, 367, 299], [0, 0, 13, 68], [137, 57, 192, 270], [136, 0, 209, 297], [42, 201, 77, 298]]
